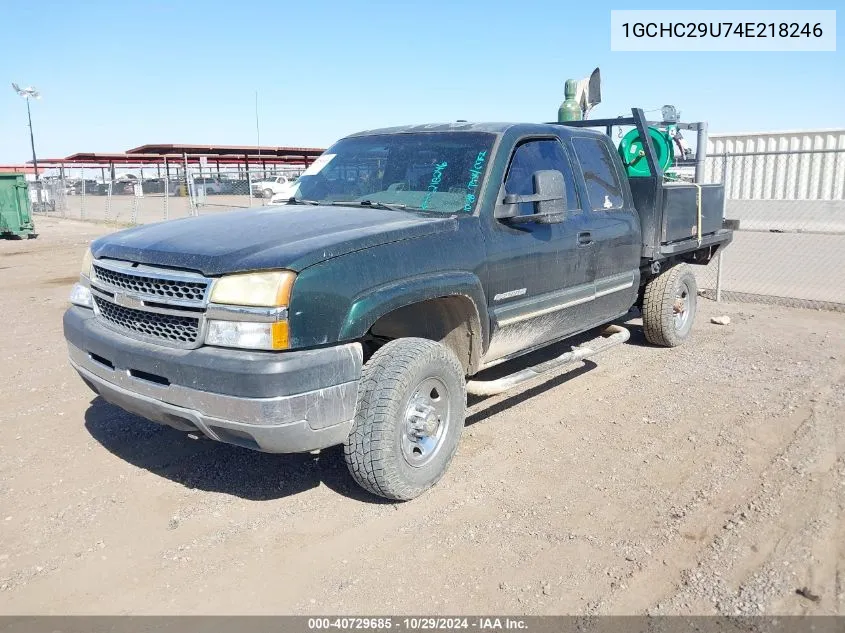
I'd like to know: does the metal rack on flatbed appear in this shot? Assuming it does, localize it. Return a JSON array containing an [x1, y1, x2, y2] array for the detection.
[[550, 108, 732, 263]]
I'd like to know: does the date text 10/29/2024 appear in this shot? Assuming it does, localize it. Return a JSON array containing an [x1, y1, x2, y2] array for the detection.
[[308, 618, 528, 631]]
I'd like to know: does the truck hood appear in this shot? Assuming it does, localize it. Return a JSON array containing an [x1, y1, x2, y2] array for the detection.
[[91, 205, 458, 276]]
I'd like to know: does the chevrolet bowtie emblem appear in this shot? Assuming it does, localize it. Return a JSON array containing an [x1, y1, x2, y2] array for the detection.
[[113, 292, 143, 309]]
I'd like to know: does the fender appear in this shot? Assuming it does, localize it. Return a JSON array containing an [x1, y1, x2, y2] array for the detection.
[[340, 271, 490, 353]]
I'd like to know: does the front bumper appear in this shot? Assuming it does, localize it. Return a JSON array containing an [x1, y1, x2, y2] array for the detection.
[[64, 306, 362, 453]]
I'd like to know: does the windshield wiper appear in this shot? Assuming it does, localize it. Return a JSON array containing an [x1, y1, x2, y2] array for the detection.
[[284, 198, 321, 205], [330, 200, 419, 211]]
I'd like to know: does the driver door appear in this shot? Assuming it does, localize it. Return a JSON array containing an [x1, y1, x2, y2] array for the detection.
[[481, 137, 594, 363]]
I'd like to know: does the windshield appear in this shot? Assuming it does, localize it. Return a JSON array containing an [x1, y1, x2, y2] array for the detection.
[[294, 132, 495, 213]]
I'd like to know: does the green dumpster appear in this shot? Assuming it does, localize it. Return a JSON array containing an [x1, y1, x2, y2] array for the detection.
[[0, 173, 36, 239]]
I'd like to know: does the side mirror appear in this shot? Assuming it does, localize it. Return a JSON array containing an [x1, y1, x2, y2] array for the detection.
[[495, 170, 567, 224]]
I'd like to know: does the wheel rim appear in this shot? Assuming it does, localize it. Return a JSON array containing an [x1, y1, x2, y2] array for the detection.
[[401, 376, 451, 468], [673, 281, 692, 332]]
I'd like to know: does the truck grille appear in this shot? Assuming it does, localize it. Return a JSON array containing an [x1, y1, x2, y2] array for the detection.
[[93, 296, 201, 345], [93, 264, 208, 302], [89, 259, 210, 348]]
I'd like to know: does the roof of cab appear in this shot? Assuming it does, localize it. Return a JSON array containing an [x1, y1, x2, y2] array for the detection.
[[346, 121, 604, 139]]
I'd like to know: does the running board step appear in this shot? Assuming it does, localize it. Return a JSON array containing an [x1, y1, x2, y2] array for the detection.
[[466, 325, 630, 396]]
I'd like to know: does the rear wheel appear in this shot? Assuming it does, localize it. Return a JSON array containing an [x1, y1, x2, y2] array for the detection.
[[263, 188, 274, 199], [642, 263, 698, 347], [344, 338, 465, 501]]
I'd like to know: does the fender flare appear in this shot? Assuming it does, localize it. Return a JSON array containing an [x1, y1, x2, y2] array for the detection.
[[340, 270, 490, 355]]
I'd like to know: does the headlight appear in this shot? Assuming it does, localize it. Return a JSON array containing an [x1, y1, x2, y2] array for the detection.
[[209, 270, 296, 307], [69, 283, 94, 309], [206, 270, 296, 351], [81, 247, 94, 279], [205, 320, 289, 351]]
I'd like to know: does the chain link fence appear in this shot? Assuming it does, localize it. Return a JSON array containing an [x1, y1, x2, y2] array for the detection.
[[694, 148, 845, 311], [35, 164, 304, 225], [30, 147, 845, 311]]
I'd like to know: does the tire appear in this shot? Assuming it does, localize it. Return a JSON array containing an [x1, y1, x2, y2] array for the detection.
[[642, 263, 698, 347], [344, 338, 466, 501], [263, 188, 274, 199]]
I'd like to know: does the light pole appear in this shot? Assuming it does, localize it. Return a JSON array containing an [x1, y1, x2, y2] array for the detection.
[[12, 83, 42, 207]]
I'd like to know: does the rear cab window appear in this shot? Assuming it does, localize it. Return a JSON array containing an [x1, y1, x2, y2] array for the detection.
[[571, 137, 625, 211]]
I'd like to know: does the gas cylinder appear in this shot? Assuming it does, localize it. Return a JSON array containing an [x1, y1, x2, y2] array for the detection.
[[557, 79, 582, 122]]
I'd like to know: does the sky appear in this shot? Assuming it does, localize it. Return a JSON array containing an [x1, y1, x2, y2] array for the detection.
[[0, 0, 842, 164]]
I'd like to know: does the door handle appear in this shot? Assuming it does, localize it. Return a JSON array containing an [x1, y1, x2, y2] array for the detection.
[[577, 231, 593, 246]]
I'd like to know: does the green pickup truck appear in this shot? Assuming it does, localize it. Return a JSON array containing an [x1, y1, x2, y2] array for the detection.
[[64, 110, 732, 500]]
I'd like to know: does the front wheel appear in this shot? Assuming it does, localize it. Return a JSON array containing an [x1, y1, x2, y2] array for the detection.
[[642, 263, 698, 347], [344, 338, 466, 501]]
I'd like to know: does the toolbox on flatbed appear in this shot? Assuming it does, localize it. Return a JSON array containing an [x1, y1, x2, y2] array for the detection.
[[629, 180, 725, 245]]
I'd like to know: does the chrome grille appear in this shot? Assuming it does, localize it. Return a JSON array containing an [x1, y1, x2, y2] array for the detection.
[[93, 295, 200, 345], [89, 259, 210, 348], [93, 264, 208, 302]]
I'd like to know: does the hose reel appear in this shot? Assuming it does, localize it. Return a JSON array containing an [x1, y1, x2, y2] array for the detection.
[[618, 126, 675, 177]]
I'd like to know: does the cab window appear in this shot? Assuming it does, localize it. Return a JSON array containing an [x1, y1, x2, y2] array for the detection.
[[572, 137, 624, 210], [504, 139, 579, 216]]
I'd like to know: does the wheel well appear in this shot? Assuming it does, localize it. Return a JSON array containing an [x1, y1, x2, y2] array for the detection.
[[366, 296, 482, 374]]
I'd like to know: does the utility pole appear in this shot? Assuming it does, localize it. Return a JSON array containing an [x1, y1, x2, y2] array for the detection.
[[255, 90, 263, 183], [255, 90, 261, 151], [12, 83, 42, 208]]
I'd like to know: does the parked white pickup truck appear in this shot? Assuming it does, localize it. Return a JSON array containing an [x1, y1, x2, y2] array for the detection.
[[252, 175, 296, 199], [268, 179, 301, 205]]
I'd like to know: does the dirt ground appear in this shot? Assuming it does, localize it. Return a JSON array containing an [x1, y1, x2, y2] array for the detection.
[[0, 216, 842, 616]]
